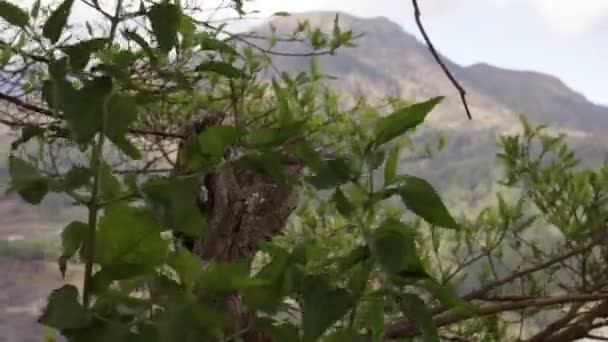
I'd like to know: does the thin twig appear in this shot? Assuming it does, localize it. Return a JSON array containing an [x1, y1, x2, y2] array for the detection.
[[411, 0, 472, 120]]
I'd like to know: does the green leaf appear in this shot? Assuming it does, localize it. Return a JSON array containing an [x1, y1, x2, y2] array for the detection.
[[308, 158, 355, 189], [62, 38, 106, 70], [243, 248, 290, 312], [0, 1, 29, 27], [372, 218, 427, 278], [122, 30, 156, 61], [169, 246, 203, 289], [61, 76, 112, 144], [105, 93, 140, 159], [30, 0, 40, 18], [302, 276, 354, 341], [97, 204, 169, 268], [332, 187, 355, 217], [398, 176, 459, 229], [63, 319, 130, 342], [397, 294, 439, 342], [198, 35, 238, 55], [272, 11, 290, 17], [42, 0, 74, 43], [10, 124, 45, 150], [384, 144, 400, 185], [39, 285, 90, 330], [179, 15, 196, 49], [291, 141, 323, 170], [197, 61, 243, 78], [236, 151, 289, 184], [373, 97, 443, 147], [272, 79, 292, 127], [198, 261, 261, 295], [8, 156, 49, 204], [63, 166, 92, 191], [337, 246, 370, 273], [141, 176, 206, 237], [197, 125, 239, 161], [147, 2, 181, 52], [98, 161, 121, 201], [420, 279, 474, 315], [249, 123, 302, 148], [58, 221, 88, 277]]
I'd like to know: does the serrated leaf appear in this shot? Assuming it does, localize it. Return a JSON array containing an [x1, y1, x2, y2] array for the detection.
[[373, 97, 443, 147], [30, 0, 40, 18], [198, 261, 261, 295], [148, 2, 181, 52], [243, 248, 290, 312], [333, 187, 355, 217], [272, 79, 292, 127], [308, 158, 355, 189], [397, 294, 439, 342], [58, 221, 88, 277], [63, 166, 92, 191], [122, 30, 156, 60], [98, 161, 121, 201], [398, 176, 459, 229], [169, 246, 203, 289], [61, 76, 112, 144], [236, 151, 289, 184], [302, 276, 354, 341], [420, 279, 474, 315], [43, 0, 74, 43], [8, 156, 48, 204], [62, 38, 106, 70], [0, 0, 29, 27], [249, 124, 301, 148], [372, 218, 427, 278], [105, 93, 140, 159], [141, 176, 206, 237], [199, 34, 238, 55], [197, 125, 239, 162], [291, 141, 323, 170], [384, 144, 400, 185], [39, 285, 90, 330], [10, 124, 45, 150], [97, 204, 169, 268], [337, 246, 370, 273], [197, 61, 243, 78]]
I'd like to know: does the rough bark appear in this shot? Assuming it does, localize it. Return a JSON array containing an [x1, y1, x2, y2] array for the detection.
[[176, 113, 304, 340]]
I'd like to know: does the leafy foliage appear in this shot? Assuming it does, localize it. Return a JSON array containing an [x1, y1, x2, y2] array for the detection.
[[2, 1, 607, 342]]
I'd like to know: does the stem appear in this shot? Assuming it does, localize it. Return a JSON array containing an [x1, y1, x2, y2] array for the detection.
[[82, 89, 114, 309]]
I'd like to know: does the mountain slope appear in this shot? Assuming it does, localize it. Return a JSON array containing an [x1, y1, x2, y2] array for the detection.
[[261, 11, 608, 136]]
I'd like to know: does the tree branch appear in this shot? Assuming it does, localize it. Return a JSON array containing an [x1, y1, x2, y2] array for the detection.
[[411, 0, 472, 119], [385, 293, 608, 339]]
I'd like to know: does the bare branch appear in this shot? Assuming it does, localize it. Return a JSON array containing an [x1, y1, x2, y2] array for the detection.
[[411, 0, 472, 120]]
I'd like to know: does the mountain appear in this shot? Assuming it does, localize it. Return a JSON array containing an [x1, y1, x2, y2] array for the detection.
[[261, 12, 608, 136]]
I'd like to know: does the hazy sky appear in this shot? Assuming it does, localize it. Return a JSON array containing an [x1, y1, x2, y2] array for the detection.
[[248, 0, 608, 105], [12, 0, 606, 104]]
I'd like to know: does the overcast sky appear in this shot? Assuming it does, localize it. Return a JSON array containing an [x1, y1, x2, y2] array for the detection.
[[247, 0, 608, 105]]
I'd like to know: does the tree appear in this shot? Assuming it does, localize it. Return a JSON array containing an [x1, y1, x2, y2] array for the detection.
[[1, 1, 608, 342]]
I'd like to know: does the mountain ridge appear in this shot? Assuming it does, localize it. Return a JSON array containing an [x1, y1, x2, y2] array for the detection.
[[262, 11, 608, 134]]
